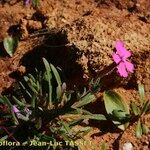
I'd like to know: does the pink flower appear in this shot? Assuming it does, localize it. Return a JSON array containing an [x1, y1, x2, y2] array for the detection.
[[112, 40, 134, 77], [24, 0, 31, 5], [12, 105, 20, 113], [12, 105, 32, 121]]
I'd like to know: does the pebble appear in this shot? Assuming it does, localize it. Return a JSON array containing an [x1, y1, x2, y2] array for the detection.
[[123, 142, 133, 150]]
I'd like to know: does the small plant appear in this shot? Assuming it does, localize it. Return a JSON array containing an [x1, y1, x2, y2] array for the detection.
[[0, 58, 106, 149], [103, 90, 130, 130], [103, 84, 150, 137], [1, 39, 148, 149]]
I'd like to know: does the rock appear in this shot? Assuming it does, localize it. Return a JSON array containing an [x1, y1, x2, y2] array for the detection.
[[123, 142, 133, 150]]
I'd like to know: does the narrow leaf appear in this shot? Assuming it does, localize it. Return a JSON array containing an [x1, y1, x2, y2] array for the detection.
[[73, 108, 93, 115], [50, 64, 62, 86], [80, 114, 106, 121], [141, 123, 149, 135], [50, 64, 62, 100], [61, 121, 71, 134], [0, 97, 5, 104], [75, 127, 91, 137], [3, 96, 12, 107], [43, 58, 52, 106], [56, 85, 62, 100], [38, 133, 55, 141], [12, 96, 26, 107], [141, 101, 150, 115], [31, 95, 36, 108], [68, 119, 83, 127], [130, 102, 140, 116], [73, 93, 96, 108], [35, 118, 42, 129], [136, 120, 142, 138], [19, 81, 32, 98], [138, 84, 145, 104], [28, 74, 36, 83]]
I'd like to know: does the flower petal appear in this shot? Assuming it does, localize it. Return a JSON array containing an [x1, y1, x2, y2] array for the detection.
[[115, 41, 125, 56], [24, 107, 32, 115], [12, 105, 20, 113], [25, 0, 30, 5], [115, 40, 124, 51], [112, 53, 121, 64], [125, 61, 134, 73], [123, 50, 131, 59], [117, 62, 128, 77], [115, 40, 131, 59]]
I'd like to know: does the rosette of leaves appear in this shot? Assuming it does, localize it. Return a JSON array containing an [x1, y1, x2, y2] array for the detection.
[[0, 58, 106, 149], [103, 84, 149, 137]]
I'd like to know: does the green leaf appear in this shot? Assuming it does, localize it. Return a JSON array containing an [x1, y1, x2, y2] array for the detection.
[[56, 85, 62, 100], [141, 101, 150, 115], [73, 108, 93, 115], [2, 96, 12, 107], [31, 95, 36, 108], [75, 127, 91, 137], [130, 102, 140, 116], [3, 36, 18, 57], [43, 58, 52, 106], [60, 121, 71, 134], [112, 110, 130, 122], [145, 103, 150, 114], [141, 123, 149, 135], [32, 0, 39, 7], [19, 81, 32, 98], [138, 84, 145, 104], [0, 97, 6, 104], [50, 64, 62, 86], [93, 143, 99, 150], [35, 118, 42, 129], [136, 120, 142, 138], [80, 114, 106, 121], [68, 119, 84, 127], [26, 75, 39, 93], [28, 74, 36, 83], [36, 132, 55, 141], [103, 90, 129, 130], [72, 93, 96, 108], [50, 64, 62, 100], [12, 96, 26, 107], [101, 142, 107, 150]]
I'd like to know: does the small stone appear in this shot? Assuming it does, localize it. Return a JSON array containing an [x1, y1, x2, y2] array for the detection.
[[123, 142, 133, 150]]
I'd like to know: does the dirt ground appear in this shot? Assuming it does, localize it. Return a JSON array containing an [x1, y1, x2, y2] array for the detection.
[[0, 0, 150, 149]]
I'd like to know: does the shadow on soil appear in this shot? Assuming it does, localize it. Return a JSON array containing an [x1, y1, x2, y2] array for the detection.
[[10, 31, 86, 90]]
